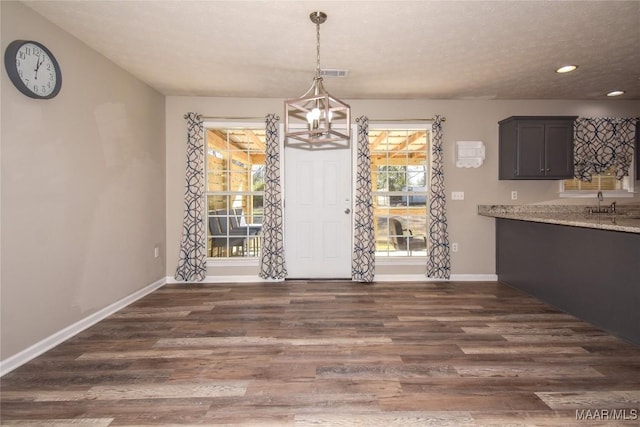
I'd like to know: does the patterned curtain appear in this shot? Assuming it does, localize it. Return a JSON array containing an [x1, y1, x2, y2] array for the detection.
[[352, 116, 375, 283], [426, 115, 451, 279], [574, 117, 637, 182], [174, 112, 207, 282], [258, 114, 288, 280]]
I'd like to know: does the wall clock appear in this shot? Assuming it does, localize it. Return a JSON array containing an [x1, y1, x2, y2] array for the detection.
[[4, 39, 62, 99]]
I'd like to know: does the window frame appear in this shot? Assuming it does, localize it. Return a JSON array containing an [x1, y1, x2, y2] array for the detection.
[[368, 123, 432, 260], [203, 121, 266, 262]]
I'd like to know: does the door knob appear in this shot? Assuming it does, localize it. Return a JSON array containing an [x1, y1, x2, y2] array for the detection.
[[344, 208, 351, 214]]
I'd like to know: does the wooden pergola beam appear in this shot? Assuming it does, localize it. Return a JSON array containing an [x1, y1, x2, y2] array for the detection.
[[207, 130, 251, 165], [388, 131, 427, 158], [371, 156, 426, 166], [244, 130, 267, 152], [369, 131, 389, 152]]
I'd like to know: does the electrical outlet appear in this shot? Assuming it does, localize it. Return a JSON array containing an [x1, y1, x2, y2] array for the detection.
[[451, 191, 465, 200], [451, 243, 459, 252], [511, 191, 518, 200]]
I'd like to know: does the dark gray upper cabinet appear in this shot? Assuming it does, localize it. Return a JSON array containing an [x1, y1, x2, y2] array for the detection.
[[499, 116, 577, 180]]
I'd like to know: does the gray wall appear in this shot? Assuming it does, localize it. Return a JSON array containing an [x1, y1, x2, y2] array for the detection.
[[1, 2, 166, 360], [166, 97, 639, 278]]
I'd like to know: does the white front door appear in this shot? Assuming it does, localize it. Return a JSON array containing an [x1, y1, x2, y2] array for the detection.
[[284, 147, 352, 279]]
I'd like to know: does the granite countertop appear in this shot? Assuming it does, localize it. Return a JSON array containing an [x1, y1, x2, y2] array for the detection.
[[477, 204, 640, 234]]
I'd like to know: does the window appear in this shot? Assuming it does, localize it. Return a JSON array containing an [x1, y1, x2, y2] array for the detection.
[[563, 117, 637, 198], [370, 127, 430, 257], [560, 160, 635, 197], [205, 126, 265, 258]]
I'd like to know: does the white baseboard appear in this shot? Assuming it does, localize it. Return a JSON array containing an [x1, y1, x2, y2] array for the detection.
[[167, 275, 274, 284], [450, 273, 498, 281], [167, 273, 498, 284], [372, 273, 498, 282], [0, 277, 167, 377]]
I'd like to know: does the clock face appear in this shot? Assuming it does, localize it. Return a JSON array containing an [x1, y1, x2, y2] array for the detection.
[[15, 43, 58, 97], [4, 40, 62, 99]]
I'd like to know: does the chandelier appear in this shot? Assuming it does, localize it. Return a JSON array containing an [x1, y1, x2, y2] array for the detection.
[[284, 11, 351, 149]]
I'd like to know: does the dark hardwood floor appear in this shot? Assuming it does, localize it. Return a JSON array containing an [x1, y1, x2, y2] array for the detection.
[[2, 281, 640, 426]]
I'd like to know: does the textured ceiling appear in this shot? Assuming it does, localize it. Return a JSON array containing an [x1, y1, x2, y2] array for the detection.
[[23, 0, 640, 100]]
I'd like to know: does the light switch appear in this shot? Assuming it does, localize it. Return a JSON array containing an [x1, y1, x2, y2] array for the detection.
[[451, 191, 465, 200]]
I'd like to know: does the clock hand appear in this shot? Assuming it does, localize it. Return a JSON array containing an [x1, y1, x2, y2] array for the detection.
[[34, 56, 44, 79]]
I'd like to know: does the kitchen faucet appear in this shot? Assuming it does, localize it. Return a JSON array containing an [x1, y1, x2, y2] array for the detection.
[[587, 191, 616, 215], [587, 191, 610, 215]]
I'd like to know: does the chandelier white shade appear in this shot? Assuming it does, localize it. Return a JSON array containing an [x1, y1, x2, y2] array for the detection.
[[284, 12, 351, 149]]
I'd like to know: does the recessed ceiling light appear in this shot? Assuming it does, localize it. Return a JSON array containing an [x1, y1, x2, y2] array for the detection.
[[556, 65, 578, 73], [606, 90, 625, 97]]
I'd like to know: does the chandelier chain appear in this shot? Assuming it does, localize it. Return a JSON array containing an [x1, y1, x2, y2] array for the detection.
[[315, 20, 321, 78]]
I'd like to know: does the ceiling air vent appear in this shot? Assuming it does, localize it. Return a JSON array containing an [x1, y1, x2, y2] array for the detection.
[[320, 69, 349, 78]]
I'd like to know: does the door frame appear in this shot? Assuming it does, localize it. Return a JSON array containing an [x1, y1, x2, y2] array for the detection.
[[281, 124, 356, 279]]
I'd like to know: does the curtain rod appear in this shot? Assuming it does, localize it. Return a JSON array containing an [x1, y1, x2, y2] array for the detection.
[[183, 114, 269, 120], [184, 114, 446, 122], [363, 117, 446, 122]]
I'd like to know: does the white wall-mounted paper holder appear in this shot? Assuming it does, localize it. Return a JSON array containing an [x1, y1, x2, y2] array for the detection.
[[455, 140, 485, 168]]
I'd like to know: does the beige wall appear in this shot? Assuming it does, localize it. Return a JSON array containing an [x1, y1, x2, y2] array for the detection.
[[1, 2, 166, 360], [166, 97, 639, 278]]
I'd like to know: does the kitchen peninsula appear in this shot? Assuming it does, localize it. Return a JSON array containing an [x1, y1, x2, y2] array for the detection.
[[479, 204, 640, 345]]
